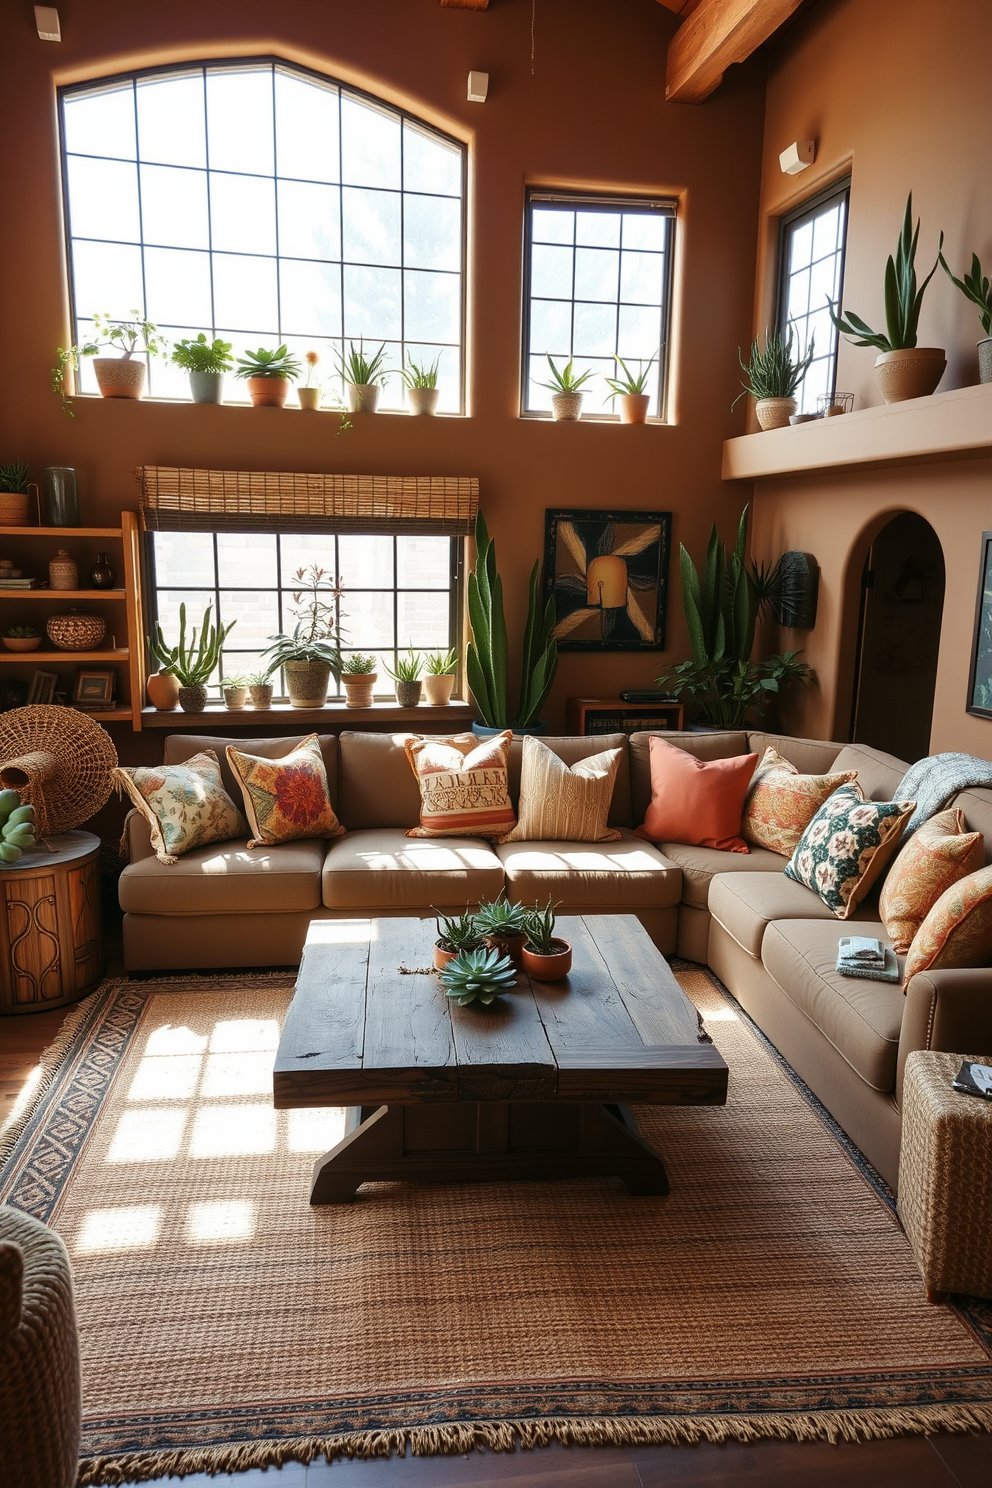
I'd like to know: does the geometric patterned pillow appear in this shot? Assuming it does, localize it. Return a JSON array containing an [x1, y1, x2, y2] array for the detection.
[[114, 750, 247, 864], [903, 863, 992, 985], [226, 734, 344, 848], [880, 808, 984, 953], [784, 781, 915, 919], [405, 730, 516, 839], [742, 745, 858, 856]]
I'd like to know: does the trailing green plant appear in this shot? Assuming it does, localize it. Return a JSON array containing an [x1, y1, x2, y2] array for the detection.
[[385, 649, 423, 683], [733, 327, 814, 406], [3, 626, 39, 638], [234, 345, 302, 381], [538, 355, 595, 393], [341, 652, 377, 674], [466, 512, 557, 729], [939, 249, 992, 338], [261, 565, 343, 676], [605, 353, 657, 398], [148, 603, 235, 686], [53, 311, 165, 416], [399, 354, 441, 390], [829, 193, 942, 352], [524, 898, 563, 955], [423, 647, 458, 676], [440, 946, 517, 1006], [474, 895, 529, 938], [336, 340, 390, 387], [0, 463, 29, 493], [171, 334, 234, 373], [433, 909, 482, 954], [657, 505, 813, 730]]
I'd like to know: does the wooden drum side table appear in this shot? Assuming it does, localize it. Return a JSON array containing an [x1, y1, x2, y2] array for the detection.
[[897, 1049, 992, 1303], [0, 830, 104, 1015]]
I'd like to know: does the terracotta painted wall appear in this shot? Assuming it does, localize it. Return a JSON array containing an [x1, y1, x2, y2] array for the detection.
[[747, 0, 992, 756], [0, 0, 767, 747]]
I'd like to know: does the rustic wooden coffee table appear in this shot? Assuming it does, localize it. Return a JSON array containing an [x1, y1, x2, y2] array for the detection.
[[273, 913, 728, 1203]]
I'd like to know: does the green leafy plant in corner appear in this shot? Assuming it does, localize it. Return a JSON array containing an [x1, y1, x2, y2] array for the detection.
[[148, 603, 235, 686], [829, 193, 942, 352], [524, 898, 564, 955], [424, 647, 458, 676], [171, 334, 234, 373], [440, 946, 517, 1006], [939, 249, 992, 338], [733, 327, 814, 407], [341, 652, 377, 675], [0, 463, 29, 494], [385, 649, 423, 683], [538, 355, 595, 393], [262, 565, 344, 677], [336, 340, 390, 387], [433, 909, 482, 954], [399, 354, 441, 390], [234, 345, 302, 381], [605, 353, 658, 399], [467, 512, 557, 730]]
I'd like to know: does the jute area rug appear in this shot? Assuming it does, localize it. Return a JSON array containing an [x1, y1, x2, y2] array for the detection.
[[2, 964, 991, 1485]]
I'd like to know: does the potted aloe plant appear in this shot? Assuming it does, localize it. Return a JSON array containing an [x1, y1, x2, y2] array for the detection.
[[262, 565, 343, 707], [340, 652, 377, 708], [829, 193, 945, 403], [538, 355, 594, 420], [148, 603, 235, 713], [467, 511, 557, 734], [386, 649, 423, 707], [734, 328, 815, 429], [234, 345, 301, 408], [399, 354, 441, 415], [336, 340, 390, 414], [248, 671, 273, 709], [521, 899, 571, 981], [940, 248, 992, 384], [171, 334, 234, 404], [474, 895, 529, 968], [432, 909, 483, 971], [53, 311, 166, 411], [422, 647, 457, 705], [222, 674, 248, 710], [605, 353, 658, 424]]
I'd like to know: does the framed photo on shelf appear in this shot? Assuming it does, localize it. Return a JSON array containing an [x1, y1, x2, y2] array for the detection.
[[73, 667, 116, 710], [967, 530, 992, 719], [27, 670, 58, 705], [543, 508, 672, 651]]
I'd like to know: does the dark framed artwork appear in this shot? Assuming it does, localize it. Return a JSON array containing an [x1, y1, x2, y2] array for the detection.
[[543, 509, 672, 651], [73, 667, 116, 708], [967, 531, 992, 718]]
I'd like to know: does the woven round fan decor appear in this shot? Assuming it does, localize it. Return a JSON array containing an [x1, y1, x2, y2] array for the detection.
[[0, 706, 118, 838]]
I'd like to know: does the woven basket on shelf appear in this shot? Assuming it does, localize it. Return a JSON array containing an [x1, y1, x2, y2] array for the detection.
[[0, 492, 32, 525], [46, 611, 107, 651], [0, 705, 118, 838]]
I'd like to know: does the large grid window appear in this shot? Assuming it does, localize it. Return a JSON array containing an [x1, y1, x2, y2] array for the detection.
[[149, 531, 459, 700], [523, 191, 676, 419], [59, 61, 466, 412], [777, 179, 850, 414]]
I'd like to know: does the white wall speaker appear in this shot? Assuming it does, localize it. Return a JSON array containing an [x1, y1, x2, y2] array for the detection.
[[779, 140, 816, 175]]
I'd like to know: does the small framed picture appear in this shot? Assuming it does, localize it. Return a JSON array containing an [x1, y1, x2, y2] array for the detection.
[[27, 670, 58, 705], [73, 667, 116, 709]]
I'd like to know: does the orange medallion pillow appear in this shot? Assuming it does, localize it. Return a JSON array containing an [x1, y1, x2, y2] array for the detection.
[[903, 863, 992, 985], [743, 745, 858, 857], [405, 730, 516, 839], [880, 808, 984, 953], [635, 736, 758, 853], [226, 734, 344, 849]]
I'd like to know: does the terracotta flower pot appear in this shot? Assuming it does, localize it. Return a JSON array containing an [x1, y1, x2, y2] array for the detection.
[[178, 683, 208, 713], [618, 393, 650, 424], [92, 357, 145, 399], [247, 377, 289, 408], [551, 391, 583, 421], [347, 383, 380, 414], [873, 348, 946, 404], [407, 387, 439, 416], [284, 659, 331, 708], [249, 683, 273, 709], [755, 396, 796, 430], [433, 941, 460, 971], [342, 673, 377, 708], [2, 636, 41, 652], [146, 671, 180, 710], [298, 386, 320, 411], [482, 931, 526, 968], [394, 679, 422, 707], [522, 940, 572, 981], [422, 673, 455, 706]]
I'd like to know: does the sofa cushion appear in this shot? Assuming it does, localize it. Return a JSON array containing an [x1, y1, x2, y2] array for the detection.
[[659, 841, 791, 911], [745, 732, 844, 776], [903, 863, 992, 983], [761, 919, 905, 1093], [743, 746, 857, 857], [506, 734, 633, 829], [227, 734, 345, 848], [829, 743, 908, 803], [321, 828, 505, 908], [708, 871, 845, 958], [629, 731, 750, 824], [115, 751, 247, 864], [501, 735, 621, 843], [784, 783, 914, 919], [119, 837, 325, 915], [951, 787, 992, 864], [163, 732, 340, 812], [879, 809, 984, 953], [337, 731, 421, 830], [406, 730, 516, 838], [495, 829, 680, 909], [636, 736, 758, 852]]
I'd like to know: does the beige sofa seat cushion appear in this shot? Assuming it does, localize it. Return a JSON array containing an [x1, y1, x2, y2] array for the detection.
[[628, 731, 750, 825], [495, 829, 680, 909], [761, 919, 904, 1093], [321, 828, 505, 908], [660, 841, 791, 910], [709, 871, 846, 959], [163, 733, 339, 813], [119, 838, 325, 915]]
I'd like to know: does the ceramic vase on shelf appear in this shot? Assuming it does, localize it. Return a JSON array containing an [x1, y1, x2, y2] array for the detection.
[[42, 467, 79, 527], [49, 550, 78, 591], [88, 553, 117, 588], [873, 348, 946, 404], [298, 387, 320, 411], [146, 671, 180, 710]]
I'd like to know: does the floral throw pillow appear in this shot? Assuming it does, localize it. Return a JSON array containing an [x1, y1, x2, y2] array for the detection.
[[114, 751, 247, 865], [903, 864, 992, 985], [784, 782, 915, 920], [880, 808, 984, 953], [226, 734, 344, 848], [742, 745, 858, 856]]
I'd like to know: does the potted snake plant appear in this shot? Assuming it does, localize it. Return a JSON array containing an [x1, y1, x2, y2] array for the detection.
[[940, 248, 992, 384], [467, 511, 557, 735]]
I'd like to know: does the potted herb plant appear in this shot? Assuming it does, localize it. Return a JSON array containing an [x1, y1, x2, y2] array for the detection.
[[467, 511, 557, 735], [830, 193, 945, 404], [336, 340, 390, 414], [248, 671, 273, 709], [605, 354, 658, 424], [341, 652, 377, 708], [262, 565, 343, 708], [432, 909, 483, 971], [1, 626, 41, 653], [171, 334, 234, 404], [399, 354, 441, 415], [521, 898, 571, 981], [422, 647, 457, 705], [474, 895, 529, 968], [386, 649, 423, 707], [939, 249, 992, 384], [538, 355, 594, 421], [147, 602, 235, 713], [0, 462, 32, 525], [734, 327, 815, 429], [299, 350, 321, 410], [234, 345, 302, 408], [53, 311, 165, 410], [222, 675, 248, 710]]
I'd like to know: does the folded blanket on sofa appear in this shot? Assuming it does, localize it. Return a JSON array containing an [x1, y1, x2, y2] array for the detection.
[[836, 936, 900, 982], [897, 753, 992, 837]]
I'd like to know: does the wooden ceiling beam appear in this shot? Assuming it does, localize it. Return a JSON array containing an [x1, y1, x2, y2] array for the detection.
[[656, 1, 702, 15], [666, 0, 803, 103]]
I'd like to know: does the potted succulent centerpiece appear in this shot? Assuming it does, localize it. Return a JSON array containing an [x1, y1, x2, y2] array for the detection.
[[474, 895, 530, 968], [940, 248, 992, 384], [386, 649, 423, 707], [171, 333, 234, 404], [248, 671, 273, 709], [2, 626, 41, 653], [222, 675, 248, 710], [422, 647, 457, 705], [336, 340, 390, 414], [734, 327, 815, 430], [467, 511, 557, 735], [299, 350, 322, 410], [440, 946, 517, 1007], [234, 345, 301, 408], [521, 898, 572, 981], [605, 353, 658, 424], [148, 602, 235, 713], [432, 909, 483, 971], [830, 193, 945, 403], [340, 652, 378, 708], [0, 462, 32, 525], [262, 565, 343, 708], [53, 311, 165, 411], [399, 354, 441, 416], [538, 355, 594, 421]]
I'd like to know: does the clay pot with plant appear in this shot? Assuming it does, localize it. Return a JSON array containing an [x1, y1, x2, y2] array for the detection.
[[474, 895, 529, 968], [341, 653, 377, 708], [734, 328, 815, 430], [0, 462, 33, 525], [539, 355, 594, 420], [261, 566, 343, 708], [298, 350, 322, 410], [171, 333, 234, 404], [337, 340, 390, 413], [234, 345, 301, 408], [422, 647, 457, 705], [146, 670, 180, 710], [386, 649, 423, 707], [222, 676, 248, 710], [940, 247, 992, 384], [2, 626, 41, 653], [605, 353, 658, 424], [521, 898, 572, 981], [53, 312, 165, 414], [400, 354, 441, 415], [432, 909, 483, 971], [248, 672, 273, 709], [147, 602, 235, 713], [830, 193, 945, 404]]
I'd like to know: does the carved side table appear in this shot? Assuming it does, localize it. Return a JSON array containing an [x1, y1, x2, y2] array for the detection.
[[0, 831, 104, 1014]]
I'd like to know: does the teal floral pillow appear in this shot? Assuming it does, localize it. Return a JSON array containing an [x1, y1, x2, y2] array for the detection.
[[784, 782, 915, 919], [115, 751, 247, 864]]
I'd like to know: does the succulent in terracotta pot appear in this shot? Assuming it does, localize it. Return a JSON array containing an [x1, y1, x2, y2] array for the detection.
[[341, 652, 377, 708], [521, 898, 572, 981], [2, 625, 41, 653], [234, 345, 302, 408], [474, 894, 530, 967], [432, 908, 483, 971]]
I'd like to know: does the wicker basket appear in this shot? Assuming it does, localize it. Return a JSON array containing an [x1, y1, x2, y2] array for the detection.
[[46, 611, 107, 651]]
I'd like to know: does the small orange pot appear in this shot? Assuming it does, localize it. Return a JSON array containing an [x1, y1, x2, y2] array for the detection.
[[2, 636, 42, 652], [482, 932, 527, 968], [247, 377, 289, 408], [146, 671, 180, 710], [433, 941, 459, 971], [618, 393, 650, 424], [522, 940, 572, 981]]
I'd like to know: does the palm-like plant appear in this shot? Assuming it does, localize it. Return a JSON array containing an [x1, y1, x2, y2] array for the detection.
[[467, 512, 557, 730], [829, 193, 942, 352]]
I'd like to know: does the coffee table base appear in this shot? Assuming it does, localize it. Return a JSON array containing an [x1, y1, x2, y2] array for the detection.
[[309, 1100, 670, 1203]]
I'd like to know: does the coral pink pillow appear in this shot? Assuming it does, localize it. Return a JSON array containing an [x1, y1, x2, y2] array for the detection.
[[636, 736, 758, 853]]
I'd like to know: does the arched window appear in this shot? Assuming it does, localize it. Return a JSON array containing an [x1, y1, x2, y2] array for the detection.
[[59, 60, 465, 411]]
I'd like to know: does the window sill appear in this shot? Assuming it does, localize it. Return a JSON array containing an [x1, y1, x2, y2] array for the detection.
[[520, 410, 669, 424], [66, 396, 467, 418], [139, 700, 477, 729]]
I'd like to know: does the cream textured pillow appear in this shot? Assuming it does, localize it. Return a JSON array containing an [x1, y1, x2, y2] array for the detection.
[[500, 735, 621, 843], [115, 751, 247, 865], [743, 745, 858, 856], [880, 808, 984, 953]]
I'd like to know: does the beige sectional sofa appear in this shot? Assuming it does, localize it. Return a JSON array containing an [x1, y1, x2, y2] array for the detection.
[[119, 726, 992, 1189]]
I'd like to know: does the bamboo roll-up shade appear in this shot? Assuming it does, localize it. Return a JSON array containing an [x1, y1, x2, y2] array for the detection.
[[137, 467, 479, 535]]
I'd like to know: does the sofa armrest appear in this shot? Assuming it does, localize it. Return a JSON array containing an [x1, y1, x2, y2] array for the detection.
[[122, 808, 155, 864], [897, 967, 992, 1106]]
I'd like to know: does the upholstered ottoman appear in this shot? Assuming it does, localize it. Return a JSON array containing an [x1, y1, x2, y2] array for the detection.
[[897, 1050, 992, 1303], [0, 1206, 81, 1488]]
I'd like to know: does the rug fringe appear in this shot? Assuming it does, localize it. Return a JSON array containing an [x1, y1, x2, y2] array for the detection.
[[75, 1405, 992, 1484]]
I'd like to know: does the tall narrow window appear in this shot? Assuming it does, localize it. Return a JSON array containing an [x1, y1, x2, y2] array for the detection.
[[59, 60, 466, 411], [777, 178, 850, 414], [522, 190, 676, 420]]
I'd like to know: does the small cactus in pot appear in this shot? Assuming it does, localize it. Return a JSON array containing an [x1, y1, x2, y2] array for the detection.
[[148, 603, 235, 713], [474, 894, 530, 967]]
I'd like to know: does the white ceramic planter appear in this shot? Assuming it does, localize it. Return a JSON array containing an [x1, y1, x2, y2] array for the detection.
[[407, 387, 439, 416], [298, 386, 320, 410], [422, 673, 455, 706], [347, 383, 380, 414]]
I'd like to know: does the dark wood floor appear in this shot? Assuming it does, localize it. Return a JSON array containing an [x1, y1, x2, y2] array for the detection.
[[3, 978, 989, 1487]]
